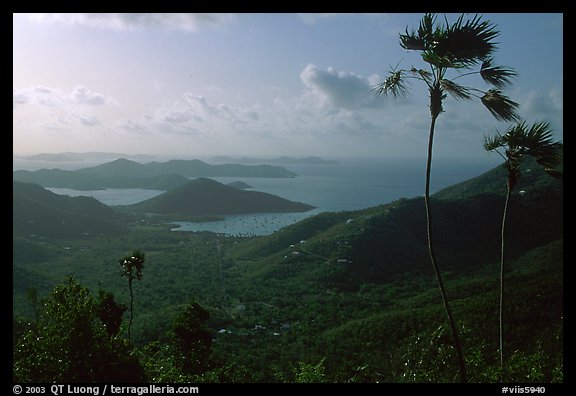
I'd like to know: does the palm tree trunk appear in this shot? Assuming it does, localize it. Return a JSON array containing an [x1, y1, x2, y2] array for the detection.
[[425, 116, 467, 383], [500, 185, 511, 369], [128, 277, 133, 343]]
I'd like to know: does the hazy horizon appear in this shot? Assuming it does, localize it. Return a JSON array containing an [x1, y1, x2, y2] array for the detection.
[[12, 150, 503, 170]]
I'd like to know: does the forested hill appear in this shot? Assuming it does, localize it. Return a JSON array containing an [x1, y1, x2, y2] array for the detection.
[[13, 158, 296, 190], [128, 177, 315, 215], [228, 158, 562, 286], [13, 181, 126, 238], [433, 156, 563, 200]]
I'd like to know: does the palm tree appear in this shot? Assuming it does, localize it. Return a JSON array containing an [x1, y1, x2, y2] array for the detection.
[[119, 250, 145, 343], [374, 13, 521, 382], [483, 121, 562, 369]]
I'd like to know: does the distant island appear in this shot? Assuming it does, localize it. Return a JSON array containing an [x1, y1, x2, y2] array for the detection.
[[127, 178, 315, 215], [13, 158, 297, 190], [15, 152, 156, 162], [211, 156, 339, 165]]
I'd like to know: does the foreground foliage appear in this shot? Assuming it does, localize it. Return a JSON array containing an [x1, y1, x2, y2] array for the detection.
[[13, 234, 562, 382]]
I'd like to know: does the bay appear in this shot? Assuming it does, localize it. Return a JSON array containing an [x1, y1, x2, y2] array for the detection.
[[31, 157, 501, 236], [44, 187, 165, 206]]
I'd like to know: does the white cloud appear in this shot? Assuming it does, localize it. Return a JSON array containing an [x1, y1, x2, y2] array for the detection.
[[25, 86, 60, 107], [13, 85, 115, 132], [126, 93, 265, 138], [13, 85, 114, 109], [21, 13, 237, 32], [163, 110, 199, 124], [12, 92, 28, 108], [520, 88, 563, 118], [43, 116, 71, 132], [78, 116, 100, 126], [517, 87, 563, 137], [69, 86, 108, 106], [300, 64, 382, 110], [115, 89, 368, 142]]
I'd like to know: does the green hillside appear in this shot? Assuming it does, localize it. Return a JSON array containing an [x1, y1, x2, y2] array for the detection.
[[227, 177, 562, 288], [434, 156, 563, 200], [129, 177, 315, 215], [13, 181, 127, 238]]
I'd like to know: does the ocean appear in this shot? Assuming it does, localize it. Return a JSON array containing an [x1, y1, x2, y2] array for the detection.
[[16, 157, 501, 236]]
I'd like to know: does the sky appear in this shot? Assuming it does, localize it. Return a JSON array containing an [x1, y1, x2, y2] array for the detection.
[[13, 13, 563, 160]]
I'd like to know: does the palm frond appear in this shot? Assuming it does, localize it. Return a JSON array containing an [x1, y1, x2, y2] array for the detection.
[[409, 67, 433, 85], [418, 13, 437, 41], [434, 14, 499, 68], [525, 122, 557, 147], [483, 134, 506, 152], [440, 79, 472, 100], [523, 122, 563, 167], [505, 122, 560, 155], [120, 250, 145, 280], [486, 121, 563, 178], [373, 70, 409, 98], [400, 28, 426, 51], [502, 121, 529, 147], [400, 14, 502, 70], [480, 57, 517, 88], [480, 89, 521, 122], [421, 50, 454, 68], [400, 13, 437, 51]]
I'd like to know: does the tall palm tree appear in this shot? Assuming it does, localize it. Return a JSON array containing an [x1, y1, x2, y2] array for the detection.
[[374, 13, 520, 382], [119, 250, 145, 343], [483, 121, 562, 369]]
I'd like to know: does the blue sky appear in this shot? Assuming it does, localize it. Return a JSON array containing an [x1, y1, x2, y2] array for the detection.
[[13, 13, 563, 160]]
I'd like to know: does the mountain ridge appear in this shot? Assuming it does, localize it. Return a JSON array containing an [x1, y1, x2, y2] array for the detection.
[[13, 158, 297, 190]]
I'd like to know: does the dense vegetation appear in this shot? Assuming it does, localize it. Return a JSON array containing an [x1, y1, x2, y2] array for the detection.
[[13, 181, 127, 238], [13, 158, 562, 383]]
